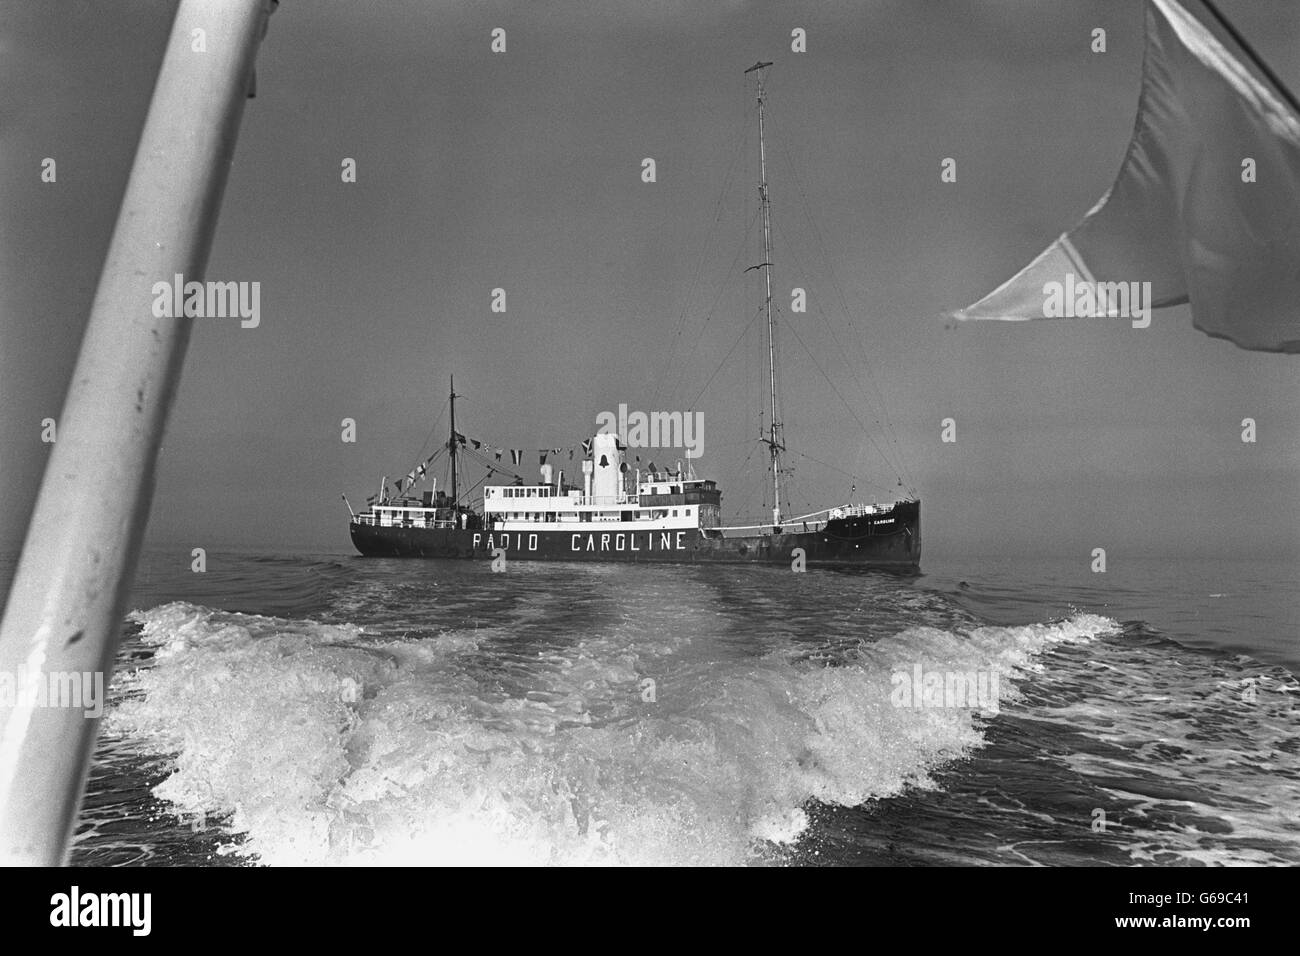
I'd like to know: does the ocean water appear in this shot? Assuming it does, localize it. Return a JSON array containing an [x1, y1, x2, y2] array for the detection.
[[4, 550, 1298, 866]]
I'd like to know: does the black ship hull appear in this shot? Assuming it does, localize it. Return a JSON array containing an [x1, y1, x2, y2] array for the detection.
[[351, 500, 920, 569]]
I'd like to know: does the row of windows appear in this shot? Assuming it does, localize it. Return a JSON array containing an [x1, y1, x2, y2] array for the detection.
[[495, 507, 695, 521], [498, 487, 554, 498]]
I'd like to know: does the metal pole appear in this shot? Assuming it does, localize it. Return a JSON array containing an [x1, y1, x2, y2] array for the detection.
[[1198, 0, 1300, 117], [748, 61, 783, 527], [448, 377, 459, 506], [0, 0, 277, 865]]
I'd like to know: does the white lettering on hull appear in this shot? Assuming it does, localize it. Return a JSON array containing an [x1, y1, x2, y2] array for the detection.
[[477, 531, 690, 554], [479, 533, 539, 552], [560, 532, 689, 553]]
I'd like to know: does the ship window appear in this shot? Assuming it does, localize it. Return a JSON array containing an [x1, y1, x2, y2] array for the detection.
[[672, 509, 678, 517]]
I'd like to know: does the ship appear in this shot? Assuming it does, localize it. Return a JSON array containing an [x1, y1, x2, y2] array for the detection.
[[346, 62, 921, 570]]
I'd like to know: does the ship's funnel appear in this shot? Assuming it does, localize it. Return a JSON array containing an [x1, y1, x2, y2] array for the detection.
[[540, 463, 553, 487], [591, 432, 621, 502]]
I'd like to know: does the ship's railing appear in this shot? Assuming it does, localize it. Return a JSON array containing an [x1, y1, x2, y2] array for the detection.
[[715, 502, 898, 535], [828, 503, 884, 519], [352, 513, 459, 529], [711, 520, 828, 537], [642, 471, 687, 483], [566, 495, 638, 507]]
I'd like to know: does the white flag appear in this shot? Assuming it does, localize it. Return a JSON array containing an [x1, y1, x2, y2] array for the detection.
[[952, 0, 1300, 353]]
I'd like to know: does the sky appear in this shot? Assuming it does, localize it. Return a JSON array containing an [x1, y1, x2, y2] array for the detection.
[[2, 0, 1298, 560]]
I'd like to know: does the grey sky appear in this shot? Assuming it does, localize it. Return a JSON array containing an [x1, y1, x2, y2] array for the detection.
[[2, 0, 1297, 559]]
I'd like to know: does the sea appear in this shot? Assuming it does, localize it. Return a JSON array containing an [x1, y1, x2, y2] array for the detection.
[[5, 549, 1298, 866]]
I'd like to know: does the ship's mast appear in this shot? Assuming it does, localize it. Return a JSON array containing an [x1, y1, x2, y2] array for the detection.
[[747, 60, 783, 527], [448, 376, 458, 506]]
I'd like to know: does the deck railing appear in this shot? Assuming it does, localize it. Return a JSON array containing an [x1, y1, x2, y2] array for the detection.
[[352, 514, 459, 529]]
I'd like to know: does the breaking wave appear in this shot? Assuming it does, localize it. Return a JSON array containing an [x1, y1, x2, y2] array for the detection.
[[105, 602, 1117, 865]]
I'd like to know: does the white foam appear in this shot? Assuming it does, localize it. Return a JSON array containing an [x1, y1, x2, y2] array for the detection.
[[106, 602, 1117, 865]]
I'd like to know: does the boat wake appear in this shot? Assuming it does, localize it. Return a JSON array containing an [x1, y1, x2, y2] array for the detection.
[[103, 602, 1117, 865]]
